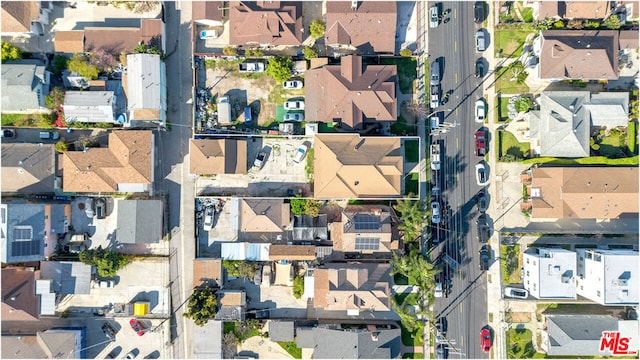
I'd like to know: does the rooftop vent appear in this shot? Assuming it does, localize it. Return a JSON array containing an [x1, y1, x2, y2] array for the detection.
[[351, 0, 358, 11]]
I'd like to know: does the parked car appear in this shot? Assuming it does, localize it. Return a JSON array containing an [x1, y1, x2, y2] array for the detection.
[[476, 189, 488, 212], [475, 162, 488, 186], [101, 322, 118, 341], [479, 245, 490, 271], [430, 112, 441, 131], [436, 344, 448, 359], [504, 287, 529, 299], [480, 328, 492, 353], [475, 29, 486, 51], [436, 317, 447, 335], [125, 350, 138, 359], [39, 131, 59, 140], [476, 214, 490, 242], [283, 80, 303, 89], [434, 273, 443, 298], [203, 207, 214, 231], [475, 128, 487, 156], [254, 151, 267, 169], [1, 129, 15, 138], [474, 2, 485, 23], [99, 280, 115, 288], [430, 61, 440, 85], [293, 144, 308, 163], [475, 99, 485, 123], [430, 85, 440, 109], [283, 112, 304, 122], [430, 5, 439, 28], [475, 59, 485, 78], [199, 30, 219, 39], [431, 201, 441, 224], [129, 319, 145, 336], [284, 99, 305, 110], [85, 198, 95, 218], [95, 198, 106, 219]]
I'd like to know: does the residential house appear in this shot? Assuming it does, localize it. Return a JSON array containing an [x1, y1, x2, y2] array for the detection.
[[2, 267, 41, 322], [331, 205, 399, 256], [192, 1, 224, 27], [1, 1, 52, 36], [221, 242, 270, 261], [313, 134, 404, 199], [189, 139, 248, 175], [535, 1, 612, 20], [1, 143, 56, 194], [116, 200, 163, 244], [215, 290, 246, 321], [193, 258, 224, 288], [235, 198, 291, 241], [576, 248, 639, 305], [228, 1, 302, 47], [269, 245, 316, 261], [523, 247, 577, 299], [617, 1, 640, 22], [38, 261, 91, 315], [541, 314, 639, 356], [325, 1, 397, 54], [305, 55, 397, 129], [1, 329, 83, 359], [292, 214, 328, 242], [63, 91, 116, 124], [269, 321, 294, 342], [125, 53, 167, 128], [296, 324, 401, 359], [528, 91, 629, 157], [309, 263, 392, 318], [619, 30, 639, 63], [0, 203, 69, 264], [193, 320, 223, 359], [61, 130, 154, 193], [1, 62, 50, 113], [527, 167, 638, 219], [536, 30, 619, 80], [54, 19, 164, 54]]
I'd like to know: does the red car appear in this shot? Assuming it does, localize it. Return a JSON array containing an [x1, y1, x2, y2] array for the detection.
[[129, 319, 145, 336], [480, 328, 491, 353], [475, 129, 486, 157]]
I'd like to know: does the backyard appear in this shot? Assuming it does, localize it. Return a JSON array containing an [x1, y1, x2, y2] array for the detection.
[[404, 139, 419, 163], [494, 25, 536, 58], [381, 57, 417, 94], [494, 66, 530, 94], [1, 112, 55, 128], [497, 130, 530, 161]]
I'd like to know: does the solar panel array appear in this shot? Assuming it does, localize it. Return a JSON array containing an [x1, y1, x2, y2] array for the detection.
[[354, 214, 380, 230], [12, 240, 41, 257], [355, 237, 380, 250], [13, 227, 32, 241]]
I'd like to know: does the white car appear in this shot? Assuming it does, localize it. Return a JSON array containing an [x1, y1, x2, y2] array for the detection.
[[504, 287, 529, 299], [475, 162, 488, 186], [430, 5, 439, 28], [293, 144, 308, 163], [203, 207, 214, 231], [283, 80, 303, 89], [284, 100, 305, 110], [283, 112, 304, 122], [475, 99, 485, 123], [431, 201, 441, 224], [199, 30, 219, 39]]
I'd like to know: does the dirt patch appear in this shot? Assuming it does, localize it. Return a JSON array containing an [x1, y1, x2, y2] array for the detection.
[[506, 311, 531, 323]]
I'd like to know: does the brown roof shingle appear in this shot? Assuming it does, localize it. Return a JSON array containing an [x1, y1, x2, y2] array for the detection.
[[83, 19, 162, 53], [325, 1, 397, 54], [2, 267, 40, 322], [539, 30, 619, 80], [229, 1, 302, 46], [1, 1, 39, 33], [306, 56, 397, 129], [269, 245, 316, 260], [189, 139, 247, 175], [530, 167, 639, 219], [193, 259, 223, 287], [192, 1, 224, 24], [537, 1, 611, 20], [54, 31, 85, 53], [62, 130, 153, 193], [240, 199, 291, 233], [313, 134, 403, 199]]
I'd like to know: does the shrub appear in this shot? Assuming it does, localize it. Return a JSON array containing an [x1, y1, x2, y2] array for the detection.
[[78, 246, 129, 277], [51, 55, 69, 75], [400, 49, 413, 57], [514, 97, 533, 113], [223, 46, 238, 56], [55, 141, 68, 153], [67, 54, 99, 79], [302, 46, 319, 60], [603, 15, 621, 30], [290, 197, 306, 215], [267, 56, 293, 82], [553, 20, 564, 29], [567, 19, 584, 29], [245, 48, 263, 57], [1, 41, 22, 62], [45, 87, 65, 110], [584, 20, 601, 29], [309, 20, 325, 39], [183, 286, 217, 326], [292, 276, 304, 299]]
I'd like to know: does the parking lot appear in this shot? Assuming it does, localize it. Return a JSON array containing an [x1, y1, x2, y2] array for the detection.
[[195, 137, 312, 197], [224, 277, 308, 319]]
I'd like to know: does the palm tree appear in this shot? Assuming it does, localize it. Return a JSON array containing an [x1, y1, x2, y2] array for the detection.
[[394, 197, 428, 243]]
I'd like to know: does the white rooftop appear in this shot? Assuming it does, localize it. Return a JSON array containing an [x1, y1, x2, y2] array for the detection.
[[524, 247, 577, 299], [576, 249, 639, 305]]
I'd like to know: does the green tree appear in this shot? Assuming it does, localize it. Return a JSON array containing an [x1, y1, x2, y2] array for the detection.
[[514, 97, 533, 113], [45, 87, 66, 110], [292, 275, 304, 299], [55, 140, 68, 153], [309, 20, 325, 39], [393, 197, 426, 243], [223, 46, 238, 56], [391, 296, 420, 333], [567, 19, 584, 29], [304, 199, 322, 217], [51, 55, 69, 75], [584, 20, 601, 29], [183, 286, 218, 326], [290, 197, 306, 215], [553, 20, 564, 29], [245, 48, 263, 57], [222, 260, 258, 278], [302, 46, 319, 60], [67, 54, 100, 79], [603, 15, 621, 29], [267, 56, 294, 82], [1, 41, 22, 63], [78, 246, 129, 277], [400, 49, 413, 57]]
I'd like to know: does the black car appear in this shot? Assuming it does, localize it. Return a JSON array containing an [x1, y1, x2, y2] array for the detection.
[[476, 190, 488, 213], [96, 198, 106, 219], [436, 317, 447, 335], [474, 2, 485, 23], [475, 59, 485, 78], [1, 129, 15, 138], [101, 322, 118, 341], [479, 245, 490, 271], [436, 344, 448, 359], [476, 214, 490, 242]]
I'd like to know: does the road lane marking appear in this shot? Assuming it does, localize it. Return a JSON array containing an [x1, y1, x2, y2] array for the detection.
[[461, 335, 464, 347], [455, 73, 458, 83], [454, 40, 457, 52], [456, 138, 459, 149], [454, 8, 457, 18]]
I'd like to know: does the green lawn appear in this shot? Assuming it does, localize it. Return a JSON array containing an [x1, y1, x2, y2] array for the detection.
[[520, 7, 534, 23], [496, 95, 510, 122], [404, 173, 419, 196], [506, 328, 543, 359], [404, 139, 419, 162], [277, 341, 302, 359], [318, 122, 339, 133], [1, 112, 55, 128], [401, 322, 424, 347], [494, 26, 535, 58], [494, 66, 530, 94], [497, 130, 530, 161], [501, 244, 522, 285], [598, 130, 627, 158], [402, 353, 425, 359], [523, 155, 639, 166], [381, 57, 417, 94], [395, 292, 421, 306], [392, 115, 417, 136], [628, 121, 638, 154]]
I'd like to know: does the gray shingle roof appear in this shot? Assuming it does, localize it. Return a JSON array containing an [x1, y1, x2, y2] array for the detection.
[[0, 203, 45, 263], [1, 63, 48, 112], [116, 200, 163, 244], [1, 143, 55, 194], [269, 321, 295, 342], [545, 314, 619, 356], [63, 91, 116, 123], [40, 261, 91, 295], [296, 325, 401, 359], [535, 91, 591, 157]]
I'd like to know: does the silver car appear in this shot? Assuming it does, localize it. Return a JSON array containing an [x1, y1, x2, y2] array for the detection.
[[430, 5, 439, 28], [504, 287, 529, 299], [283, 112, 304, 122]]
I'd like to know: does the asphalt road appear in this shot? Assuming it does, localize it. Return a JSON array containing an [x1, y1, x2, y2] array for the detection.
[[428, 2, 489, 358]]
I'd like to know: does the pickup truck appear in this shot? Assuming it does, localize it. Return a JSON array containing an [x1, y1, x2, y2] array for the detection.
[[238, 62, 265, 73], [475, 129, 486, 156], [430, 142, 441, 171]]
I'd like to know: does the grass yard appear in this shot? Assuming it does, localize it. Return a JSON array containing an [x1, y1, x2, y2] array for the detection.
[[598, 131, 628, 158], [381, 57, 417, 94], [494, 66, 530, 95], [501, 244, 522, 285], [401, 322, 424, 347], [628, 121, 638, 154], [402, 353, 425, 359], [494, 26, 535, 58], [395, 292, 421, 306], [392, 115, 417, 136], [277, 341, 302, 359], [523, 156, 639, 166], [505, 328, 543, 359], [404, 173, 419, 196], [404, 139, 419, 163], [496, 95, 510, 122], [497, 130, 530, 161], [1, 112, 55, 128]]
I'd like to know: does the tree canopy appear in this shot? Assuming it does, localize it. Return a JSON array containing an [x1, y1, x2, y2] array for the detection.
[[393, 197, 427, 243], [514, 97, 533, 113], [67, 54, 100, 80], [1, 41, 22, 63], [309, 20, 325, 39], [78, 246, 128, 277], [51, 55, 69, 75], [603, 15, 621, 30], [183, 286, 218, 326], [302, 46, 319, 60], [267, 56, 294, 82], [222, 260, 258, 278], [45, 87, 65, 110], [391, 249, 440, 298]]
